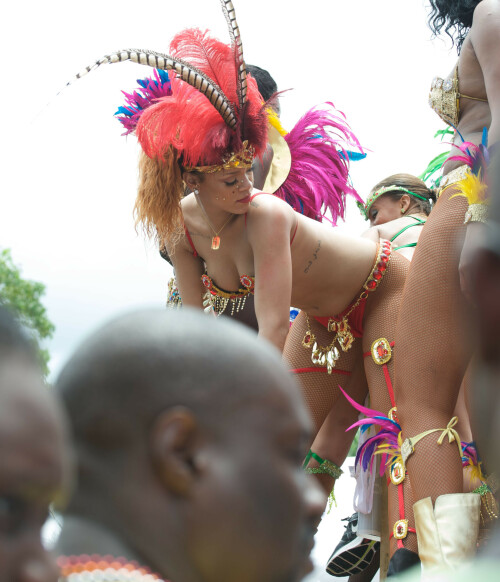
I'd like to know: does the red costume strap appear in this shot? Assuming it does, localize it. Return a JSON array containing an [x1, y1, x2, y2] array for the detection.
[[388, 481, 416, 549], [363, 341, 396, 407], [183, 223, 198, 257], [314, 297, 367, 338]]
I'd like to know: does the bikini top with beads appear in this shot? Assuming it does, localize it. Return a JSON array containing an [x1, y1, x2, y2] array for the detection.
[[429, 64, 488, 127], [389, 215, 426, 252], [184, 193, 299, 300]]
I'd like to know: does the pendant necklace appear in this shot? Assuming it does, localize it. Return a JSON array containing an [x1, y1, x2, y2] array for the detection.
[[195, 192, 235, 250]]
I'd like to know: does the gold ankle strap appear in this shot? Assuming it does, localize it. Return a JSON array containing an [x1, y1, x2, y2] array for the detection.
[[401, 416, 463, 467]]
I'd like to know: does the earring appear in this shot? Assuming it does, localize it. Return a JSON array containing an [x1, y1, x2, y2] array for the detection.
[[194, 189, 199, 195], [401, 208, 405, 214]]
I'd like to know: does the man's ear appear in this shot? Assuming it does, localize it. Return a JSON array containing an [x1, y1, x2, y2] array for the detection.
[[150, 407, 199, 496]]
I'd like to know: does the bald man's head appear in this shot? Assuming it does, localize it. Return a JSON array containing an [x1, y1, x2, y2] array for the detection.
[[56, 308, 303, 452], [55, 309, 323, 582]]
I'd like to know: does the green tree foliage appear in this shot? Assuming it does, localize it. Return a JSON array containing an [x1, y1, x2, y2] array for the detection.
[[0, 249, 54, 376]]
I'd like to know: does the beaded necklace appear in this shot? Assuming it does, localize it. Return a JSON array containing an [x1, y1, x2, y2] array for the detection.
[[58, 554, 168, 582]]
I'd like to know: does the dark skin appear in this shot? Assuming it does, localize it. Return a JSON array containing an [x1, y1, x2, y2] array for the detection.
[[444, 0, 500, 296], [55, 309, 325, 582], [469, 150, 500, 557], [0, 356, 69, 582]]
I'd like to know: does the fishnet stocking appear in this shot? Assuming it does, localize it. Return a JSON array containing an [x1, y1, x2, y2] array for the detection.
[[284, 311, 362, 433], [395, 188, 472, 504], [307, 362, 368, 496], [284, 252, 417, 554], [362, 252, 417, 553]]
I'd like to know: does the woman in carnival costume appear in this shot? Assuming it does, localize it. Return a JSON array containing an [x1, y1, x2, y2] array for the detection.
[[353, 0, 500, 574], [361, 174, 437, 261], [323, 174, 489, 579], [290, 175, 438, 579], [312, 175, 436, 579], [71, 0, 409, 514]]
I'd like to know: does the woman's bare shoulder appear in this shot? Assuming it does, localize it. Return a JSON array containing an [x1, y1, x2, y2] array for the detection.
[[472, 0, 500, 32], [246, 192, 296, 241], [247, 191, 295, 219], [474, 0, 500, 16]]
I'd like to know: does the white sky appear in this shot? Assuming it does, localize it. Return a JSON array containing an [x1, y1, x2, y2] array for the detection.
[[1, 0, 457, 379]]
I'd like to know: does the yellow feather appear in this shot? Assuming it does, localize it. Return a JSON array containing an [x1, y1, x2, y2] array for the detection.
[[450, 171, 489, 205], [266, 107, 288, 137], [464, 459, 486, 485]]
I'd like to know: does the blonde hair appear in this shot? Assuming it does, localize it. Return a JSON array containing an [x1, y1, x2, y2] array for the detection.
[[135, 148, 184, 246]]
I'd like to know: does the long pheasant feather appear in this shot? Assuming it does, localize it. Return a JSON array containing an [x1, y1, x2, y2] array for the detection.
[[219, 0, 247, 109], [67, 47, 237, 128]]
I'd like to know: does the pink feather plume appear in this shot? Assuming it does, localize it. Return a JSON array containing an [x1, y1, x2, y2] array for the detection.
[[275, 104, 364, 223]]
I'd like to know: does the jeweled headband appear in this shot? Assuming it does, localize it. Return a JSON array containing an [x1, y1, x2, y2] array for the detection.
[[184, 141, 255, 173], [359, 185, 428, 219]]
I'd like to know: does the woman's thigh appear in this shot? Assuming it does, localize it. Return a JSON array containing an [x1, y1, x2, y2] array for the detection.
[[395, 188, 471, 419], [362, 251, 408, 414], [284, 310, 364, 433]]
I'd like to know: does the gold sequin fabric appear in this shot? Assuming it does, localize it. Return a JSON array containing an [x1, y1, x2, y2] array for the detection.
[[429, 74, 459, 127], [439, 165, 470, 190]]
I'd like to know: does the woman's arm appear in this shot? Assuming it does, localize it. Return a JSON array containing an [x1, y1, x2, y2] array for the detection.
[[247, 198, 293, 352], [168, 240, 206, 309]]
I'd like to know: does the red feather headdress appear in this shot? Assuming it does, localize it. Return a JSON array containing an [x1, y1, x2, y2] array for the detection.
[[68, 2, 267, 171], [136, 28, 267, 169]]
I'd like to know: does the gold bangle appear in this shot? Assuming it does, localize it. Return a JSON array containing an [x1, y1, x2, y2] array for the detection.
[[464, 203, 489, 224]]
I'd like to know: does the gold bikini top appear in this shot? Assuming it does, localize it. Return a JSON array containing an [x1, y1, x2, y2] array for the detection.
[[429, 65, 488, 127]]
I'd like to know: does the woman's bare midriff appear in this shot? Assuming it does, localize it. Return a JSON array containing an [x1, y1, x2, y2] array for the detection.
[[287, 213, 377, 316]]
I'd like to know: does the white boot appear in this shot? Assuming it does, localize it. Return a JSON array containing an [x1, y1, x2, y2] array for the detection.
[[413, 493, 480, 572]]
